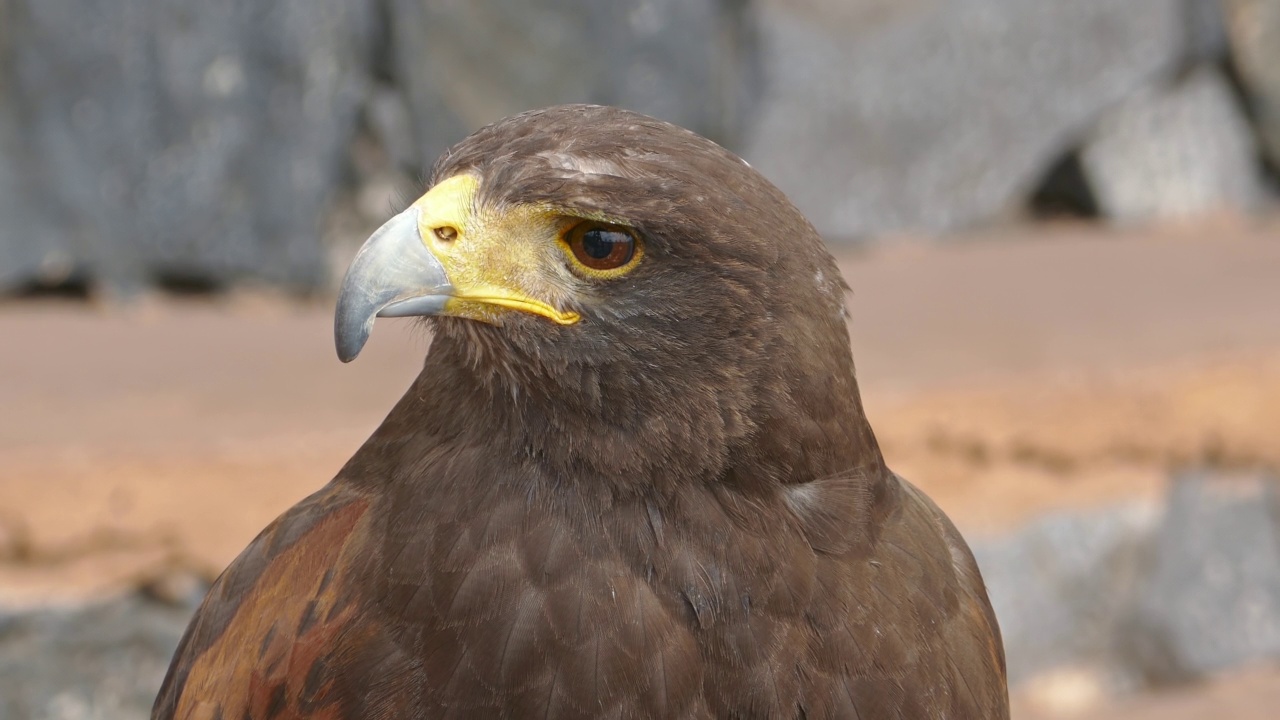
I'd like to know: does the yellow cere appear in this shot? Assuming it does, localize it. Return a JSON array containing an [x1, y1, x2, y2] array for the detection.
[[410, 173, 580, 326], [412, 173, 480, 241]]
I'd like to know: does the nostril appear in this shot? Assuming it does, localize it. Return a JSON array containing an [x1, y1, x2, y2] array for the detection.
[[433, 226, 458, 243]]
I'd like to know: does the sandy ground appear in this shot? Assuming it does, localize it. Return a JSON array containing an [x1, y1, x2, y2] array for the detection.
[[1, 218, 1278, 716], [1013, 663, 1280, 720]]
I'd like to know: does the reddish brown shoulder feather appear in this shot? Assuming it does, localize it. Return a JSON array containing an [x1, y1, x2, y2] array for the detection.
[[152, 484, 380, 720]]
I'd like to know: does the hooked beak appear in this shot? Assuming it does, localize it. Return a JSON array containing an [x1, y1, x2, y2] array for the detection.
[[333, 206, 451, 362], [334, 174, 579, 362]]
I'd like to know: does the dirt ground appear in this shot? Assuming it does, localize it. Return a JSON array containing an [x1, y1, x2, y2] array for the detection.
[[2, 217, 1278, 717]]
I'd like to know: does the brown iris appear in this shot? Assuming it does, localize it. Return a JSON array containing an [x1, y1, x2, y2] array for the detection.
[[565, 222, 638, 273]]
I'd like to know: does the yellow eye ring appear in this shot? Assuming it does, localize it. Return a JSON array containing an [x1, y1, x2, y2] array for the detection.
[[560, 221, 643, 278]]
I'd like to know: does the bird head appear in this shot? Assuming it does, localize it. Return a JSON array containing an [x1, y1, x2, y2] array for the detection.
[[335, 105, 878, 485]]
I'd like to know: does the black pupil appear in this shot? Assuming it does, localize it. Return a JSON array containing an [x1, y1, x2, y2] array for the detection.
[[581, 229, 628, 260]]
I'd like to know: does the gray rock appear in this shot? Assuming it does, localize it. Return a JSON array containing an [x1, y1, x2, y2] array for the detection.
[[0, 0, 375, 294], [365, 84, 420, 177], [1224, 0, 1280, 170], [1184, 0, 1230, 61], [387, 0, 760, 170], [973, 503, 1160, 688], [1080, 67, 1264, 223], [977, 469, 1280, 691], [0, 594, 194, 720], [0, 1, 79, 293], [742, 0, 1188, 240], [1126, 469, 1280, 681]]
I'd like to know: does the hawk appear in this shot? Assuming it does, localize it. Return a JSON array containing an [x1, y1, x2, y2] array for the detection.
[[154, 104, 1009, 719]]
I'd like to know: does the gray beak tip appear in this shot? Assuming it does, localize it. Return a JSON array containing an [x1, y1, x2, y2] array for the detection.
[[334, 307, 372, 363]]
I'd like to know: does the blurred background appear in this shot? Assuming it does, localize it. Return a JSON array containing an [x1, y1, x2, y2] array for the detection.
[[1, 0, 1279, 717]]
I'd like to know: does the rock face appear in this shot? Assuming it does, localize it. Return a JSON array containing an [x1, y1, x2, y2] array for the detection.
[[743, 0, 1188, 239], [1, 0, 1272, 292], [1127, 470, 1280, 681], [977, 469, 1280, 693], [0, 0, 375, 294], [386, 0, 760, 170], [1080, 67, 1264, 223], [1225, 0, 1280, 169], [0, 594, 194, 720], [974, 504, 1160, 688], [1185, 0, 1231, 62], [0, 0, 759, 295]]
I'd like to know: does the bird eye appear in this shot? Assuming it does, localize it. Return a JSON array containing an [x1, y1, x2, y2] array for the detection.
[[564, 222, 640, 275]]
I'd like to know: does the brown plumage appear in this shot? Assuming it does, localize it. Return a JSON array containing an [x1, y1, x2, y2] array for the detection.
[[154, 105, 1009, 719]]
